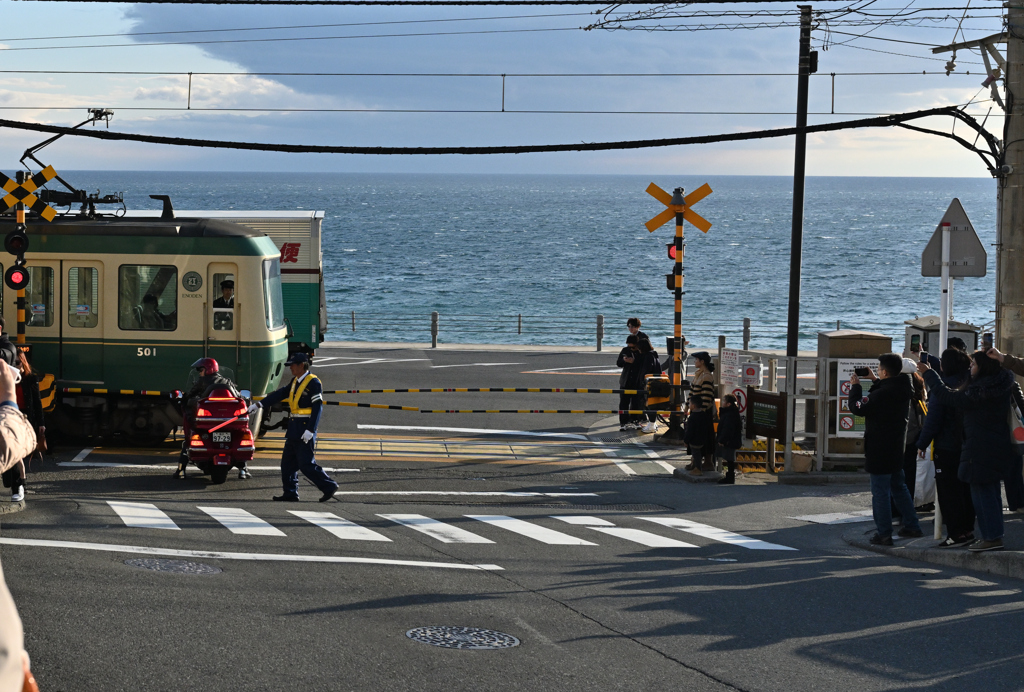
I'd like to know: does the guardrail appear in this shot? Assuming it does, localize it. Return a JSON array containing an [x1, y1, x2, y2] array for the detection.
[[332, 311, 929, 351]]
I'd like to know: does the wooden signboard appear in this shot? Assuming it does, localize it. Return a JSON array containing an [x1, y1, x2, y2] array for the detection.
[[745, 387, 787, 439]]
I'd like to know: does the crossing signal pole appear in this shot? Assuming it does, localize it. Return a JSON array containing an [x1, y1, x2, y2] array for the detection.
[[646, 182, 712, 439]]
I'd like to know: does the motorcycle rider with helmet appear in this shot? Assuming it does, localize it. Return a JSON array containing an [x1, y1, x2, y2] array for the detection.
[[175, 357, 251, 480]]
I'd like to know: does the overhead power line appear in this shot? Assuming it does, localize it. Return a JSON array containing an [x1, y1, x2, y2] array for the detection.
[[0, 69, 987, 76], [0, 106, 981, 155], [15, 0, 1001, 5]]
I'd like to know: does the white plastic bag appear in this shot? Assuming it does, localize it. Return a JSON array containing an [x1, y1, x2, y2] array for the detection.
[[915, 446, 936, 506]]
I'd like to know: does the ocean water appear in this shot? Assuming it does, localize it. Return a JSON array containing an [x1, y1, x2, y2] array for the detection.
[[61, 171, 996, 350]]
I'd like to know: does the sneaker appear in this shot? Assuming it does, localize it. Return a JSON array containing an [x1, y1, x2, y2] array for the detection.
[[10, 484, 24, 502], [641, 422, 657, 433], [272, 494, 300, 502], [319, 486, 339, 503], [939, 534, 974, 548], [967, 538, 1004, 552], [869, 533, 894, 546], [690, 468, 703, 476], [239, 467, 252, 480], [897, 527, 924, 538]]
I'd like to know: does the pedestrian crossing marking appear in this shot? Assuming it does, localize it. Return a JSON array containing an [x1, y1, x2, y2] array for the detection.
[[96, 503, 796, 552], [107, 501, 180, 531], [466, 515, 597, 545], [551, 516, 697, 547], [640, 517, 797, 551], [550, 515, 615, 526], [789, 510, 873, 525], [290, 511, 391, 542], [198, 507, 286, 536], [378, 513, 494, 544], [588, 527, 698, 548]]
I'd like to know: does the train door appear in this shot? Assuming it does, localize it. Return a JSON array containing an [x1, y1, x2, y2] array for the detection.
[[22, 261, 61, 379], [61, 262, 104, 383], [207, 263, 238, 379]]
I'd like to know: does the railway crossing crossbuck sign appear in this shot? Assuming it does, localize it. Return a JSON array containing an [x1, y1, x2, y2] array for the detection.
[[0, 166, 58, 222]]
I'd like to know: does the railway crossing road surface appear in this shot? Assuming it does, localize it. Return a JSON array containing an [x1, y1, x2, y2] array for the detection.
[[3, 345, 1024, 691]]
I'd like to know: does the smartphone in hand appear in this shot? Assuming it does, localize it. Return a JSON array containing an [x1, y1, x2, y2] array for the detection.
[[853, 367, 871, 377]]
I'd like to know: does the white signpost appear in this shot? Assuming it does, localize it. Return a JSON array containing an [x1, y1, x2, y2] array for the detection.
[[921, 199, 986, 541], [720, 348, 746, 411], [921, 199, 987, 355]]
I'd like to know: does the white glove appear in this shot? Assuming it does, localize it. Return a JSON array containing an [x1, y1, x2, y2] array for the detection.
[[246, 403, 260, 415], [301, 430, 314, 444]]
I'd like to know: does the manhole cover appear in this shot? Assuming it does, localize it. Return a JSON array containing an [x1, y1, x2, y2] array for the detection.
[[406, 626, 520, 650], [124, 558, 222, 575]]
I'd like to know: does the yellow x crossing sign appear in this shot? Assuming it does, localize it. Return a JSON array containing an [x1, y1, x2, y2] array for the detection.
[[645, 182, 712, 233], [0, 166, 58, 222]]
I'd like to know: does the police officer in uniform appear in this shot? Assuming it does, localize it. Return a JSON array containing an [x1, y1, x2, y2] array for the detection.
[[248, 352, 338, 502]]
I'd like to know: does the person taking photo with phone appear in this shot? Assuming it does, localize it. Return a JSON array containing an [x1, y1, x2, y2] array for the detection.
[[849, 353, 922, 546]]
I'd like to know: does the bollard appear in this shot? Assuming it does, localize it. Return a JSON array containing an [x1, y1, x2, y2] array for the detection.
[[518, 314, 522, 335], [431, 311, 439, 348], [836, 320, 841, 330], [596, 314, 604, 352], [351, 311, 356, 332], [716, 335, 726, 397], [743, 317, 751, 350]]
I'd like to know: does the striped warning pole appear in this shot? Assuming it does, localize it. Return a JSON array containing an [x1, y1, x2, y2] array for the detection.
[[667, 186, 687, 438], [15, 171, 25, 346]]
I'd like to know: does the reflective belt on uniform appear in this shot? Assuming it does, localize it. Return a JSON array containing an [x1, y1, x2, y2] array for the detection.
[[286, 373, 320, 416]]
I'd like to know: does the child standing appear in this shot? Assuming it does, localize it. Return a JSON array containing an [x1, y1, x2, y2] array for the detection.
[[716, 394, 743, 485]]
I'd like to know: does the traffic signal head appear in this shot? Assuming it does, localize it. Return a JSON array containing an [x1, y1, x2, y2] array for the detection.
[[4, 228, 28, 256], [666, 242, 676, 261], [5, 264, 28, 291]]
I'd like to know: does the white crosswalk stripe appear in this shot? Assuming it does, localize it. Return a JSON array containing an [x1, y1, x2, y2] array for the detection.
[[467, 515, 596, 545], [551, 516, 698, 547], [378, 513, 494, 544], [107, 501, 180, 531], [198, 507, 286, 536], [291, 511, 391, 542], [640, 517, 797, 551]]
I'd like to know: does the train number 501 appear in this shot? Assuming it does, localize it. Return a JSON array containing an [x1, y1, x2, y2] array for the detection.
[[137, 347, 157, 357]]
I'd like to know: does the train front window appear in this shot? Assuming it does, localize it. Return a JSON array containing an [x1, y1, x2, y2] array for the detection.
[[68, 267, 99, 328], [262, 258, 285, 330], [26, 266, 53, 328], [119, 265, 178, 331]]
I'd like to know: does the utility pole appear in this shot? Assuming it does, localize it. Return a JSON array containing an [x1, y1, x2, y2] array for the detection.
[[997, 3, 1024, 355], [786, 5, 814, 357]]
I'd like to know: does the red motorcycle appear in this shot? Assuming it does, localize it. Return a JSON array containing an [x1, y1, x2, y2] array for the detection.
[[184, 387, 256, 484]]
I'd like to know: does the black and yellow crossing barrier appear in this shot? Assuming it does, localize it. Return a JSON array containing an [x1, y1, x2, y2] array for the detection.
[[39, 373, 55, 411], [61, 387, 176, 397], [325, 387, 643, 395], [325, 401, 664, 415], [0, 166, 58, 221]]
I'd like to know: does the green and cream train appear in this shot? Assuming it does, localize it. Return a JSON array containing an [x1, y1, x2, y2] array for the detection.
[[1, 214, 289, 441]]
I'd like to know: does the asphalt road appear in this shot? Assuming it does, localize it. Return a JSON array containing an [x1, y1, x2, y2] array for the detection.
[[2, 345, 1023, 692]]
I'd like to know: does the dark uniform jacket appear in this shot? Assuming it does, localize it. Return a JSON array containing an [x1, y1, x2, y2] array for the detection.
[[923, 367, 1016, 484], [848, 374, 912, 474], [261, 372, 324, 439]]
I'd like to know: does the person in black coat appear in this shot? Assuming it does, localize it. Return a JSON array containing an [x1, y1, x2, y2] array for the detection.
[[716, 394, 743, 485], [917, 348, 974, 546], [636, 337, 662, 433], [616, 335, 642, 430], [919, 350, 1017, 552], [849, 352, 922, 545]]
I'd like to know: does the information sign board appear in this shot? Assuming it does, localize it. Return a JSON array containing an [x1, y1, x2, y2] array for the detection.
[[746, 387, 787, 439], [721, 348, 741, 391], [836, 359, 876, 438]]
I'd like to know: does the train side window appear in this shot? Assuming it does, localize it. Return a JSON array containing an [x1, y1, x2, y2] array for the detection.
[[26, 266, 53, 328], [262, 259, 284, 330], [118, 265, 178, 331], [68, 267, 99, 328], [212, 272, 235, 331]]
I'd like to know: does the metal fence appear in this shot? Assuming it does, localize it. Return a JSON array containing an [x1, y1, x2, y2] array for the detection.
[[331, 311, 974, 350]]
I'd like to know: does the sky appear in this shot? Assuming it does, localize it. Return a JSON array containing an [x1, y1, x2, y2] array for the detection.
[[0, 0, 1006, 174]]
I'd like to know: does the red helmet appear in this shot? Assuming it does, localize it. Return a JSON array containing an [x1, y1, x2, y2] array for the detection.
[[191, 357, 219, 373]]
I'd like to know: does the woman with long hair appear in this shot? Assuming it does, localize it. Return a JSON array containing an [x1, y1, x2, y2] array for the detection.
[[919, 350, 1015, 551], [688, 351, 717, 474]]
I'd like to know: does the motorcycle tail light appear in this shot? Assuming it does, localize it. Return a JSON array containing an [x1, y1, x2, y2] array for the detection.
[[233, 406, 248, 417], [189, 434, 205, 448], [196, 408, 212, 417]]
